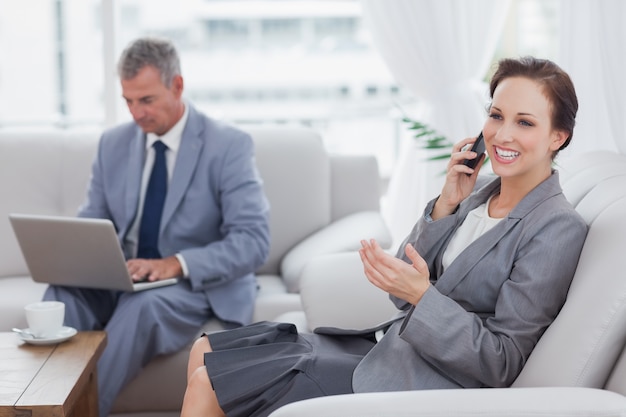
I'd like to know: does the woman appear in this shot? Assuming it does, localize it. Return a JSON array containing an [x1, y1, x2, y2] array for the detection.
[[180, 56, 588, 417]]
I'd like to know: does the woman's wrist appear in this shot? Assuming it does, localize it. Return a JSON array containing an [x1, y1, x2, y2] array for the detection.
[[408, 281, 431, 306], [431, 197, 459, 220]]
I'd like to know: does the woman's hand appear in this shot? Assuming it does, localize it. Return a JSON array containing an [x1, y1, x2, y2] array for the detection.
[[359, 239, 431, 305], [432, 136, 485, 220]]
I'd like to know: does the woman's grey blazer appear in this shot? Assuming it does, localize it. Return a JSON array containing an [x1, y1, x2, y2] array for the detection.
[[347, 171, 588, 391]]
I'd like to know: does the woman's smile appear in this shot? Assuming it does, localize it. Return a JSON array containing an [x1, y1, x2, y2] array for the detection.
[[493, 145, 520, 163]]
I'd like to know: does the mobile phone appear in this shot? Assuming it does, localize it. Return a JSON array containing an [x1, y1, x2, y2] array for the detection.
[[462, 132, 485, 170]]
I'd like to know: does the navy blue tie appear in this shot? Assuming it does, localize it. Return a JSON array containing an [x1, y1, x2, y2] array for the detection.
[[137, 140, 168, 259]]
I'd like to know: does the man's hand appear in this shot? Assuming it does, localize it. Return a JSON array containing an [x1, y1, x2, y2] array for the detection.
[[127, 256, 183, 282]]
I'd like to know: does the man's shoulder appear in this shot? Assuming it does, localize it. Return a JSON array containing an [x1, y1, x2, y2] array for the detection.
[[101, 120, 140, 144], [189, 106, 251, 144]]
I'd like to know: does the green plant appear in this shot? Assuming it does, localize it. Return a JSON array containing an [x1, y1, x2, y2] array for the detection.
[[402, 117, 454, 161], [402, 117, 489, 171]]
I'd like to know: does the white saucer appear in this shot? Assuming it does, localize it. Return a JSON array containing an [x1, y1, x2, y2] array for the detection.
[[18, 326, 77, 345]]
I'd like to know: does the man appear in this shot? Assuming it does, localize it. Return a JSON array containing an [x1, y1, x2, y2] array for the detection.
[[43, 37, 271, 416]]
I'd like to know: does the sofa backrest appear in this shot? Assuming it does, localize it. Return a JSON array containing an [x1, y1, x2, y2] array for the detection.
[[606, 344, 626, 396], [0, 129, 97, 278], [329, 155, 382, 222], [559, 150, 626, 206], [513, 151, 626, 390], [0, 126, 382, 278], [247, 126, 331, 274], [247, 126, 383, 278]]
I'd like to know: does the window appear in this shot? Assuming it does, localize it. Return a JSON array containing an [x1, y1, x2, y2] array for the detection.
[[496, 0, 560, 62], [0, 0, 104, 126], [206, 20, 250, 48], [261, 19, 301, 46], [0, 0, 560, 177]]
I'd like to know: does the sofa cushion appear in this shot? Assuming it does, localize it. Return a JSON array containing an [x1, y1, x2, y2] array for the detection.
[[248, 127, 331, 276], [298, 251, 398, 331], [559, 150, 626, 207], [606, 345, 626, 396], [253, 274, 301, 322], [0, 129, 97, 277], [280, 211, 391, 293], [269, 387, 626, 417], [330, 155, 382, 221], [513, 196, 626, 388]]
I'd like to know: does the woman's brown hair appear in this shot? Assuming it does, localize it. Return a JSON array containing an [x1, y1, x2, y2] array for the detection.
[[489, 56, 578, 153]]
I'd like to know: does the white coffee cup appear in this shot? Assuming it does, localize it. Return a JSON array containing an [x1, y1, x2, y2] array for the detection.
[[24, 301, 65, 338]]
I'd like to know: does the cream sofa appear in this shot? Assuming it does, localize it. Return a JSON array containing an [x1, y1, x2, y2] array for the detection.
[[0, 126, 391, 417], [270, 150, 626, 416]]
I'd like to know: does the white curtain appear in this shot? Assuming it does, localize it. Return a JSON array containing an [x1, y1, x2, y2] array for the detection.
[[560, 0, 626, 155], [360, 0, 511, 246]]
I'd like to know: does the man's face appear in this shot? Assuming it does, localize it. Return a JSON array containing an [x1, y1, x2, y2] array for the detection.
[[121, 65, 184, 136]]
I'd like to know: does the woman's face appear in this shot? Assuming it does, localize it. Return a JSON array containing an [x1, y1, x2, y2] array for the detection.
[[482, 76, 567, 184]]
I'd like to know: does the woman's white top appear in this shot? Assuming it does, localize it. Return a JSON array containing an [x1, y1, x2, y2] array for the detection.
[[442, 195, 504, 271]]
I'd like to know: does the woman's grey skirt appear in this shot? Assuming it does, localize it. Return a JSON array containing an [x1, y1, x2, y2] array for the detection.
[[204, 321, 376, 417]]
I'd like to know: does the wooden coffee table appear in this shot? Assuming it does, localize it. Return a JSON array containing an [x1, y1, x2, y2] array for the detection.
[[0, 330, 107, 417]]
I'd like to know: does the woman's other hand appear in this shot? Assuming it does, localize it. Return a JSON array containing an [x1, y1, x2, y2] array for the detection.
[[359, 239, 431, 305]]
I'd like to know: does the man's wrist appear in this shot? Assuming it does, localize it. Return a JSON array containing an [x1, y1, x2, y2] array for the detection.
[[175, 253, 189, 278]]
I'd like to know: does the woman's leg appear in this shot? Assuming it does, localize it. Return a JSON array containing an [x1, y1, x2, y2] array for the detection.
[[187, 335, 212, 382], [180, 366, 225, 417], [182, 336, 224, 417]]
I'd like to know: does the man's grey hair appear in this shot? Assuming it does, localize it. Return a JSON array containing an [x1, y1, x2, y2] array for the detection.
[[117, 37, 181, 87]]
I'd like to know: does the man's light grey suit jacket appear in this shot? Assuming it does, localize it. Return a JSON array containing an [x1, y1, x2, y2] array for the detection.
[[346, 171, 588, 391], [78, 105, 270, 326]]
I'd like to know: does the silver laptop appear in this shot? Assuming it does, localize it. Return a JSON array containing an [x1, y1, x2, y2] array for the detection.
[[9, 213, 178, 292]]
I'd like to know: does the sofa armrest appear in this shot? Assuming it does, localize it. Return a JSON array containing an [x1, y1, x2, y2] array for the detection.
[[299, 251, 398, 331], [269, 387, 626, 417], [280, 211, 391, 293]]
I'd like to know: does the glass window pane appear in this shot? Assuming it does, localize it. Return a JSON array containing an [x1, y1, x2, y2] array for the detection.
[[111, 0, 403, 176], [496, 0, 560, 63], [0, 0, 561, 179], [0, 1, 59, 125], [0, 0, 104, 127]]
